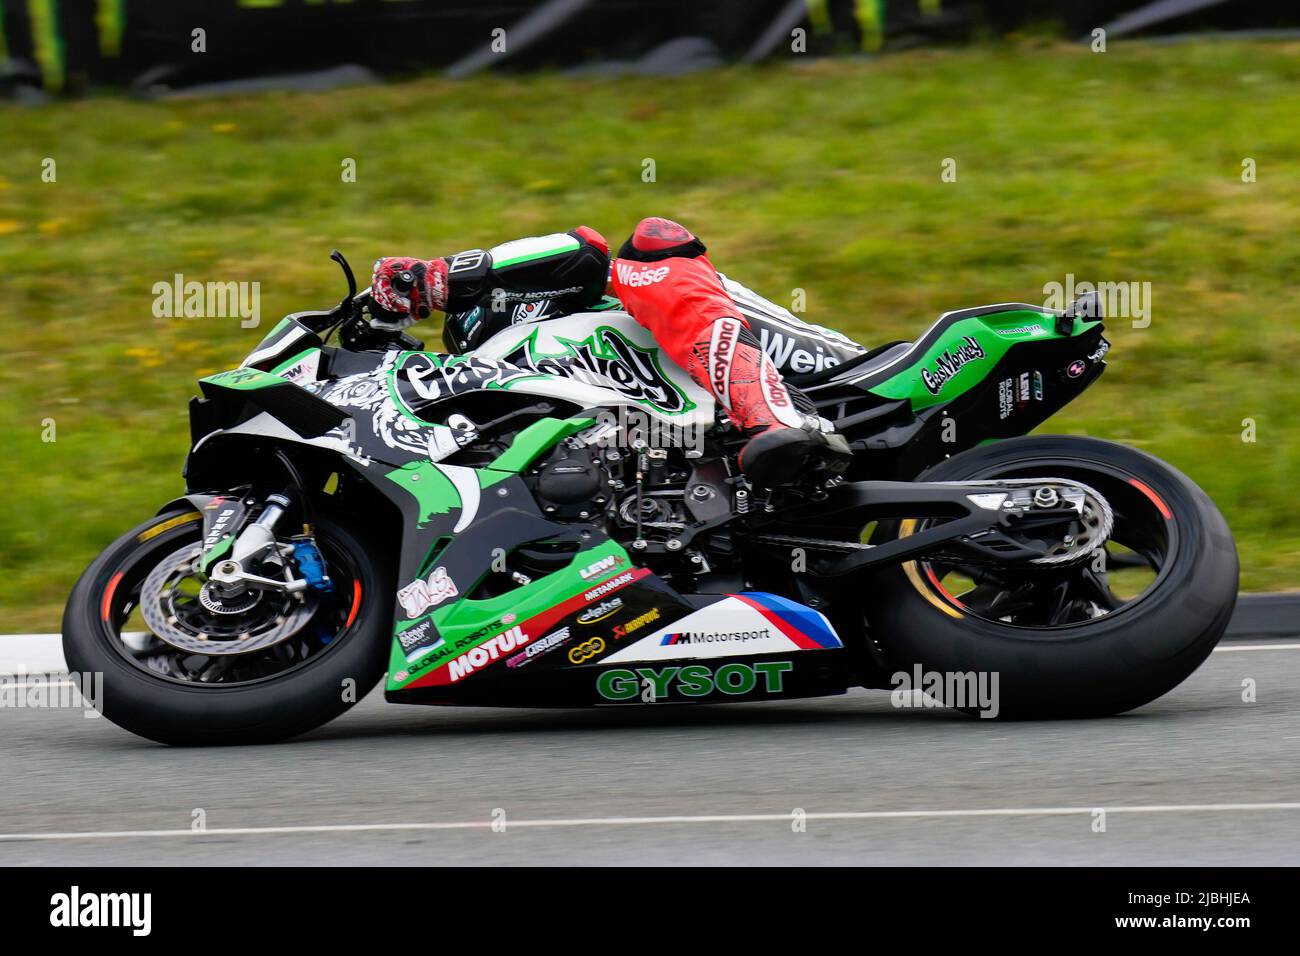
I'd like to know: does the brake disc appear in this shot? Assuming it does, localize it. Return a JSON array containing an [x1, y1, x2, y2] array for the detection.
[[138, 543, 316, 655]]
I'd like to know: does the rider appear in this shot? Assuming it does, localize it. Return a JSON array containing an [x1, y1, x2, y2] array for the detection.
[[369, 217, 851, 487]]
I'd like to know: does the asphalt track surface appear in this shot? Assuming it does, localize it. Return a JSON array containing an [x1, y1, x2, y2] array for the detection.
[[1, 641, 1298, 866]]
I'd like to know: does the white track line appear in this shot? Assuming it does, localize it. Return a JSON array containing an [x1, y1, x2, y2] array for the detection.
[[2, 803, 1300, 843], [0, 635, 68, 674], [0, 642, 1295, 687], [1214, 643, 1300, 652]]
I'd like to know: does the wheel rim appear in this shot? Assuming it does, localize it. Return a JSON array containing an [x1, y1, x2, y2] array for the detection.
[[901, 457, 1179, 632], [99, 522, 365, 686]]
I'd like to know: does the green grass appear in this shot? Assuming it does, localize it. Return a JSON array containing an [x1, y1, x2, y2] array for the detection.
[[2, 39, 1299, 631]]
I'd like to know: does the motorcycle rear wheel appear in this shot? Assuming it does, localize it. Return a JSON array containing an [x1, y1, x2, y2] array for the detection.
[[865, 436, 1238, 718]]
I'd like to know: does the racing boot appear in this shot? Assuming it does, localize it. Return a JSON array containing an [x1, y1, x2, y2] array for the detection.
[[689, 316, 851, 487]]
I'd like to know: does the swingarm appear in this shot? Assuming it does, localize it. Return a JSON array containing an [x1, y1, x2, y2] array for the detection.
[[755, 477, 1112, 574]]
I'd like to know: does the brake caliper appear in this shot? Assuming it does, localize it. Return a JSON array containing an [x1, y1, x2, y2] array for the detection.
[[291, 539, 334, 592]]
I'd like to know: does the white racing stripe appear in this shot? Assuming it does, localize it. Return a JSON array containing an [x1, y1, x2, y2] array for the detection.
[[3, 803, 1300, 842]]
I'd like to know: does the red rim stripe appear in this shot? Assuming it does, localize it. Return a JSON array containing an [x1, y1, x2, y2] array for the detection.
[[925, 564, 967, 609], [102, 571, 124, 622], [1128, 478, 1173, 520], [345, 579, 362, 630]]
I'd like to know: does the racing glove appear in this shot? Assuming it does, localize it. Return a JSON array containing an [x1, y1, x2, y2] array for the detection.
[[370, 256, 450, 328]]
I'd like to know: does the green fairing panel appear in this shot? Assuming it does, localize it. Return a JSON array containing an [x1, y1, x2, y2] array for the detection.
[[869, 310, 1100, 410], [378, 415, 634, 692], [199, 367, 291, 392], [262, 317, 293, 341], [239, 316, 325, 372], [270, 348, 321, 376], [477, 468, 514, 490], [384, 461, 464, 529], [198, 363, 346, 437], [243, 317, 294, 360], [385, 537, 632, 690], [436, 537, 628, 637], [489, 417, 595, 473]]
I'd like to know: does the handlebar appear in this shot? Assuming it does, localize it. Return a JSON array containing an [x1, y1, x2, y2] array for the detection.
[[296, 251, 423, 352], [392, 270, 416, 295]]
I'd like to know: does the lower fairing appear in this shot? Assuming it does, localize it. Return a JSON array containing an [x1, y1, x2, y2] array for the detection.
[[388, 650, 852, 707]]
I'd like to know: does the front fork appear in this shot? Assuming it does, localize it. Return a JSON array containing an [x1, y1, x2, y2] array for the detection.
[[194, 490, 333, 598]]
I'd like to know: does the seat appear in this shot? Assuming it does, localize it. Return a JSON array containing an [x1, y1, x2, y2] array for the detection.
[[787, 340, 911, 390]]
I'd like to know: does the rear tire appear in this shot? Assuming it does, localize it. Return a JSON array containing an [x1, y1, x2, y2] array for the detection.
[[866, 436, 1238, 718], [63, 510, 392, 745]]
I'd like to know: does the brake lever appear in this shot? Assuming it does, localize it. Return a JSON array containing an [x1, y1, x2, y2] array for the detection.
[[331, 249, 358, 299]]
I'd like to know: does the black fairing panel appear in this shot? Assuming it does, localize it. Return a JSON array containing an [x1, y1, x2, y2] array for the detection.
[[807, 307, 1108, 479]]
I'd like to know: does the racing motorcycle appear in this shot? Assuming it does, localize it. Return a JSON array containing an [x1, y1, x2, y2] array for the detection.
[[64, 252, 1238, 744]]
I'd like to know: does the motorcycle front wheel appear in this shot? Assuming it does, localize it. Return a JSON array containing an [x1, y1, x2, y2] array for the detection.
[[62, 508, 392, 745]]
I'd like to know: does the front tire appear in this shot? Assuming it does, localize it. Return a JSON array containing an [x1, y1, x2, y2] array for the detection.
[[866, 436, 1238, 718], [63, 510, 393, 745]]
